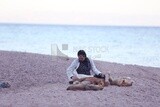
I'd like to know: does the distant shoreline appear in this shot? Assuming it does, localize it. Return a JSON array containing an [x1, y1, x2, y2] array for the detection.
[[0, 50, 159, 69]]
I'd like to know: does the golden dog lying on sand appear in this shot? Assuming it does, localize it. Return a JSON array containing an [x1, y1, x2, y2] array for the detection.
[[67, 73, 134, 91], [108, 73, 134, 87], [67, 77, 109, 91]]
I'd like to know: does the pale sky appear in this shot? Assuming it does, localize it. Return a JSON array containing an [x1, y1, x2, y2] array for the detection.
[[0, 0, 160, 26]]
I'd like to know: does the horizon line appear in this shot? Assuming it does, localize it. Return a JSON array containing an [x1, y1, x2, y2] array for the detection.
[[0, 22, 160, 28]]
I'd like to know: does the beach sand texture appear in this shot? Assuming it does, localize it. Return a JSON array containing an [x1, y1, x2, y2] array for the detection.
[[0, 51, 160, 107]]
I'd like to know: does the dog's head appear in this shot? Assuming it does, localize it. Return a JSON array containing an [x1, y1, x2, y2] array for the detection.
[[120, 77, 134, 86]]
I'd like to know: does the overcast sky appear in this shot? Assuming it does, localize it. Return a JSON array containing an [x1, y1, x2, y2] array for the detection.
[[0, 0, 160, 26]]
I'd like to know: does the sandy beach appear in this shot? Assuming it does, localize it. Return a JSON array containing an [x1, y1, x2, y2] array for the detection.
[[0, 50, 160, 107]]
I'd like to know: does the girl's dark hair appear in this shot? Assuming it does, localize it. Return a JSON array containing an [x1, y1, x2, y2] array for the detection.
[[77, 50, 87, 57]]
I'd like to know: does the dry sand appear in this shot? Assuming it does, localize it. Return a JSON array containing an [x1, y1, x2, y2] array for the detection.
[[0, 50, 160, 107]]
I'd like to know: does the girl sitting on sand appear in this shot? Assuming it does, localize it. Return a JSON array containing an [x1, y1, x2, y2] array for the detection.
[[66, 50, 105, 84]]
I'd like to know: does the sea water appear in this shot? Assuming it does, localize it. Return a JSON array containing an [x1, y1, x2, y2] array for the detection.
[[0, 24, 160, 67]]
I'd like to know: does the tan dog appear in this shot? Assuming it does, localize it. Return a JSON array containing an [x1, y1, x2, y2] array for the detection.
[[67, 77, 109, 91], [108, 73, 134, 87]]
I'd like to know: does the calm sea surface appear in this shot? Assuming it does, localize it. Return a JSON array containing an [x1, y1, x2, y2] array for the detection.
[[0, 24, 160, 67]]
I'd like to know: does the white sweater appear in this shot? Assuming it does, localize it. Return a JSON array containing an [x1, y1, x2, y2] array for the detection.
[[66, 58, 101, 81]]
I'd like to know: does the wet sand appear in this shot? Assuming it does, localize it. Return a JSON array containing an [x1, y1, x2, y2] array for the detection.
[[0, 50, 160, 107]]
